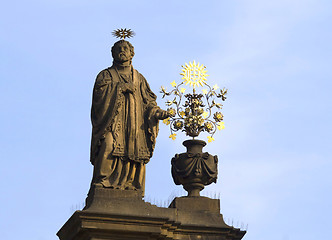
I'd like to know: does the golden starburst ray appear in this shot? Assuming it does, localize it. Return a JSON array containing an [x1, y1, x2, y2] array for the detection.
[[180, 60, 209, 88], [112, 28, 135, 40]]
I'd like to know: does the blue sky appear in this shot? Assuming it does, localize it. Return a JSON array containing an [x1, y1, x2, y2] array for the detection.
[[0, 1, 331, 239]]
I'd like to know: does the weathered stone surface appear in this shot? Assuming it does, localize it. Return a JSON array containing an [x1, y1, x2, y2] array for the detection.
[[57, 188, 245, 240], [169, 196, 220, 213]]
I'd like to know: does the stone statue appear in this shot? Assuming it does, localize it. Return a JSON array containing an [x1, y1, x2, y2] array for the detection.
[[89, 40, 168, 193]]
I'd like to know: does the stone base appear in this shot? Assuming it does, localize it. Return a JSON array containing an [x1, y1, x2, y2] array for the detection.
[[57, 187, 246, 240]]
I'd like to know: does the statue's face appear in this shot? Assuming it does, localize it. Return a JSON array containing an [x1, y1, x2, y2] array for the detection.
[[112, 42, 132, 63]]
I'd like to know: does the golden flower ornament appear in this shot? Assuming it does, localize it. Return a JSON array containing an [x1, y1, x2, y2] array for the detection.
[[160, 61, 227, 143]]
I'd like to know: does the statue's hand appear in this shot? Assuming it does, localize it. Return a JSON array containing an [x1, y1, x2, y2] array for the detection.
[[155, 109, 169, 120]]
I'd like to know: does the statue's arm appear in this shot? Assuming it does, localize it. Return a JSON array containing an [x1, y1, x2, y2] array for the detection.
[[90, 69, 120, 164], [92, 70, 112, 106], [139, 74, 169, 120], [91, 69, 125, 143]]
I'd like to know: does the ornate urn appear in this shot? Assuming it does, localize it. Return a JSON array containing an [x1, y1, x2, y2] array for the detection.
[[171, 139, 218, 196], [161, 61, 227, 197]]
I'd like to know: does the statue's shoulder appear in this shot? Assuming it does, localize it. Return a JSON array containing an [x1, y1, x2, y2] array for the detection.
[[95, 67, 119, 84], [94, 67, 116, 89], [133, 68, 146, 80], [96, 67, 113, 79]]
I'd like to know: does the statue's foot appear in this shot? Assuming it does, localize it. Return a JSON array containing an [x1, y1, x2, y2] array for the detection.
[[125, 185, 136, 190], [92, 183, 103, 188]]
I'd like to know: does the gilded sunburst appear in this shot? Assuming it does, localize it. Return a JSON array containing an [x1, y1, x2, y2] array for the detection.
[[180, 61, 209, 88], [112, 28, 135, 40]]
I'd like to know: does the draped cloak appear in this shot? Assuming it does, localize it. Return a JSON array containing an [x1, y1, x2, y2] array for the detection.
[[90, 66, 159, 191]]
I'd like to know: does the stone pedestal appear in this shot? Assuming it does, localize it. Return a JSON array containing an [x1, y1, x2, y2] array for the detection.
[[57, 187, 246, 240]]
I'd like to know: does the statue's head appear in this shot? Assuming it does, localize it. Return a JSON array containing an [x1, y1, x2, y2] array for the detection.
[[111, 40, 135, 63]]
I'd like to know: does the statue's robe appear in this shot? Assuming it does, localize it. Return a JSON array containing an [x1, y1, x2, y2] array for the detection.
[[90, 66, 159, 193]]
